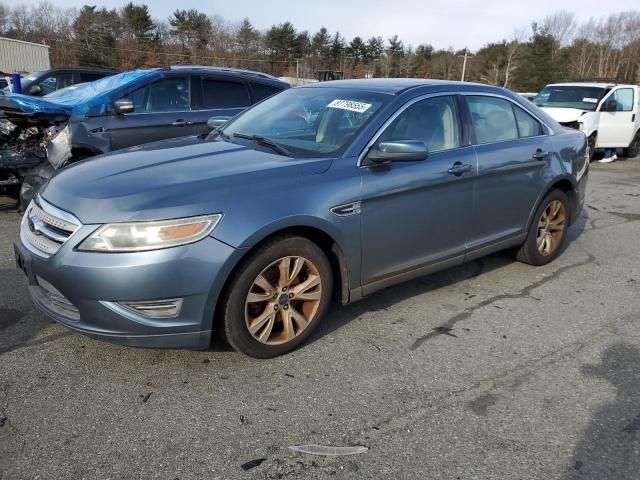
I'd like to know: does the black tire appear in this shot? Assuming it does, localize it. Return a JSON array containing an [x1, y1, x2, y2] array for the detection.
[[587, 133, 597, 162], [622, 132, 639, 158], [219, 234, 333, 358], [513, 190, 570, 266]]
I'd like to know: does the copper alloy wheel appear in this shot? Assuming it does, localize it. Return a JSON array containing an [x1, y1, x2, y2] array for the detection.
[[244, 256, 322, 345], [536, 200, 566, 256]]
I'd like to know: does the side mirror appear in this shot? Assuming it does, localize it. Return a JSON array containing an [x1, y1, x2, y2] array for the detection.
[[207, 116, 231, 131], [603, 99, 618, 112], [113, 98, 134, 115], [29, 84, 42, 96], [367, 140, 429, 163]]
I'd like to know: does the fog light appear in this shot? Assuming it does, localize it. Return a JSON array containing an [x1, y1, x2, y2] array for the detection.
[[120, 298, 183, 318]]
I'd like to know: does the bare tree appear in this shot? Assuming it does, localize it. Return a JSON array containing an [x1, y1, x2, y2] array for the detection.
[[0, 3, 11, 34], [503, 28, 527, 87], [543, 11, 577, 58]]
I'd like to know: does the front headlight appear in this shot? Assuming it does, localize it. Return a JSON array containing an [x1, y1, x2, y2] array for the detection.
[[78, 214, 222, 252]]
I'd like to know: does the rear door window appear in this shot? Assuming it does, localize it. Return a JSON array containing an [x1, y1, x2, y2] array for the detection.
[[57, 72, 74, 90], [250, 82, 284, 102], [79, 72, 108, 83], [200, 78, 251, 109], [467, 96, 519, 144]]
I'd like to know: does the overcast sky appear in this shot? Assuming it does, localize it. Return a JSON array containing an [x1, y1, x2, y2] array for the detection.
[[21, 0, 640, 50]]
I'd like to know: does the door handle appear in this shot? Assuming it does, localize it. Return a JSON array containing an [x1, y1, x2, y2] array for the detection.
[[532, 149, 549, 160], [632, 114, 636, 122], [447, 162, 473, 176], [172, 120, 186, 126]]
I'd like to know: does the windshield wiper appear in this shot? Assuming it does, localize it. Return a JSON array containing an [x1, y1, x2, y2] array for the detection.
[[232, 133, 292, 157]]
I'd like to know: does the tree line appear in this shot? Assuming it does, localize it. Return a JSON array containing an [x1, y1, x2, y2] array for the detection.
[[1, 2, 639, 91]]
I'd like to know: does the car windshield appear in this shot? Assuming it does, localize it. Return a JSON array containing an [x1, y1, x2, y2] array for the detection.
[[217, 87, 391, 158], [534, 86, 606, 111]]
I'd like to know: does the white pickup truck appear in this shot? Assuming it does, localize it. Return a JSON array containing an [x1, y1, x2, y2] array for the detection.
[[533, 82, 640, 160]]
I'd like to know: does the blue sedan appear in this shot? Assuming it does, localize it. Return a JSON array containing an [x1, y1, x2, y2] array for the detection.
[[15, 79, 589, 357]]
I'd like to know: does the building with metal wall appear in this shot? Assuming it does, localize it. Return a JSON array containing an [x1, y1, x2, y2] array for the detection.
[[0, 37, 51, 74]]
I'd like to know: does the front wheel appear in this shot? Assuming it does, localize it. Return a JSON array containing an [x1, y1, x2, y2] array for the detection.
[[513, 190, 570, 266], [219, 235, 333, 358]]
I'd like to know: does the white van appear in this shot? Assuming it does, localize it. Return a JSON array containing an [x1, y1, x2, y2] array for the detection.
[[534, 82, 640, 159]]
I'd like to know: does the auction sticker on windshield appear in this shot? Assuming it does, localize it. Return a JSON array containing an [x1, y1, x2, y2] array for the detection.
[[327, 99, 372, 113], [583, 98, 598, 103]]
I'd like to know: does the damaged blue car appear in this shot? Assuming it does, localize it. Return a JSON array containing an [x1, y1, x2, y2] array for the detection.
[[0, 66, 289, 208]]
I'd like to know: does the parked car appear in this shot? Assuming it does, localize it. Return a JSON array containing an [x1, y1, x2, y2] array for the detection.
[[0, 66, 290, 208], [3, 68, 117, 96], [534, 82, 640, 159], [15, 79, 588, 358]]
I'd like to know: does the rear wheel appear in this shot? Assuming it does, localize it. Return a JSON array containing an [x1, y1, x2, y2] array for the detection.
[[513, 190, 570, 266], [622, 132, 639, 158], [219, 235, 333, 358]]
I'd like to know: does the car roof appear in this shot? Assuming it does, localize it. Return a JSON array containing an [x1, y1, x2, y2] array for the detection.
[[299, 78, 493, 94], [546, 82, 637, 89], [166, 65, 288, 85], [37, 67, 117, 74]]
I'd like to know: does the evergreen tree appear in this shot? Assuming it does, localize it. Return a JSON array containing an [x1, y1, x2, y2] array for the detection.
[[169, 9, 211, 55], [73, 6, 119, 68]]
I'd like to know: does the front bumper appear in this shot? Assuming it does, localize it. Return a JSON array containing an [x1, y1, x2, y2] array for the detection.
[[15, 233, 239, 349]]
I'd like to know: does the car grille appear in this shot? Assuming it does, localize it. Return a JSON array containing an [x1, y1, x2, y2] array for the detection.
[[20, 196, 82, 258], [31, 276, 80, 320]]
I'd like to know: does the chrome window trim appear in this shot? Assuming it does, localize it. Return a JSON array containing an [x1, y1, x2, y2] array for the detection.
[[357, 91, 464, 168]]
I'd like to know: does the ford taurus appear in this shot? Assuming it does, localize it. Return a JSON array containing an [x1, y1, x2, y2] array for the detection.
[[15, 79, 589, 358]]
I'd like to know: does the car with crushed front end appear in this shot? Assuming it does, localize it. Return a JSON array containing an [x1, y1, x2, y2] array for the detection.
[[0, 66, 289, 209], [534, 82, 640, 160], [4, 68, 117, 96], [15, 79, 589, 358]]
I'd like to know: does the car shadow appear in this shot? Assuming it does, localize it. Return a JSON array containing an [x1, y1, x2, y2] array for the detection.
[[568, 343, 640, 479], [209, 208, 590, 353], [309, 208, 590, 347]]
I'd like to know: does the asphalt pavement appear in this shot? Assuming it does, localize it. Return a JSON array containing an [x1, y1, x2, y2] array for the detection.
[[1, 158, 639, 479]]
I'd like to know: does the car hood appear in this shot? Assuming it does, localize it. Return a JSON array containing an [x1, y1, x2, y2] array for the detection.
[[539, 107, 591, 123], [0, 93, 70, 124], [41, 139, 334, 224]]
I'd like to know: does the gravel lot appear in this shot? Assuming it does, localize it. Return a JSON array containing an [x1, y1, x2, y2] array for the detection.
[[1, 158, 639, 479]]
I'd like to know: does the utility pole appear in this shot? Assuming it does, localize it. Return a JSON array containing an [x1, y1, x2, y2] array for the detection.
[[461, 48, 468, 82], [296, 58, 300, 82]]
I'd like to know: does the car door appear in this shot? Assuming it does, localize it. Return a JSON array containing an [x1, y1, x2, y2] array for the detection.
[[360, 94, 476, 293], [106, 74, 193, 150], [464, 95, 551, 253], [188, 75, 252, 136], [597, 87, 636, 148]]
